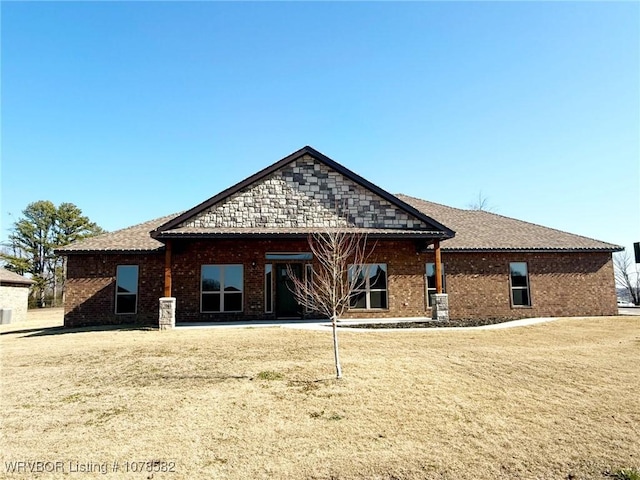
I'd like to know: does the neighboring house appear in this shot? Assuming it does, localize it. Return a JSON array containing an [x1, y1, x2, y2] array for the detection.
[[0, 268, 34, 324], [57, 146, 622, 327]]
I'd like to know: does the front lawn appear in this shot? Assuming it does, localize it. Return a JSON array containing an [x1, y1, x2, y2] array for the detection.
[[1, 314, 638, 479]]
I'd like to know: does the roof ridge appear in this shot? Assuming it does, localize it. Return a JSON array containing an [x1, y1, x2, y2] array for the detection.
[[68, 212, 181, 243], [120, 212, 183, 233], [396, 193, 468, 213]]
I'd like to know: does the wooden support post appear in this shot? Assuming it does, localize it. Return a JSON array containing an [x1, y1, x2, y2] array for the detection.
[[164, 240, 172, 297], [434, 240, 443, 294]]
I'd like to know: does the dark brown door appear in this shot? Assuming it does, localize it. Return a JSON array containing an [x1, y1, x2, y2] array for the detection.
[[275, 263, 303, 318]]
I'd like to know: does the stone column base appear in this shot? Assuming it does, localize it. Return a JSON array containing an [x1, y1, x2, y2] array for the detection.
[[159, 297, 176, 330], [431, 293, 449, 322]]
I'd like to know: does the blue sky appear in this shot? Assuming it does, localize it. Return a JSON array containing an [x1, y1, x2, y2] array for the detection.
[[1, 2, 638, 255]]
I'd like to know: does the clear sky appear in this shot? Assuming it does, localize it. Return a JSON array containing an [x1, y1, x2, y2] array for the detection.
[[1, 1, 638, 255]]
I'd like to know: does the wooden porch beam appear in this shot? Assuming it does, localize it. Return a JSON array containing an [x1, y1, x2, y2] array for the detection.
[[434, 240, 443, 294], [164, 240, 172, 297]]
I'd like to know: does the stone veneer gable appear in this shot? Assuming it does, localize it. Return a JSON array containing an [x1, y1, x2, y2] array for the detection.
[[179, 155, 429, 229]]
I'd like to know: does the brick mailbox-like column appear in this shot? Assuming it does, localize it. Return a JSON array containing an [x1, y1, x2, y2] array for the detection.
[[159, 297, 176, 330], [431, 294, 449, 322]]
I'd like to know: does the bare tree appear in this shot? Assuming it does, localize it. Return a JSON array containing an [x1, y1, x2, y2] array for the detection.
[[614, 251, 640, 305], [468, 191, 495, 212], [286, 230, 370, 379]]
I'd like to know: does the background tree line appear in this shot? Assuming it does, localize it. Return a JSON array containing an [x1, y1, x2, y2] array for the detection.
[[1, 201, 104, 308]]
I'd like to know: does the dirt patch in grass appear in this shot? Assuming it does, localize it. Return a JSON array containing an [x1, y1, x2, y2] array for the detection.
[[1, 314, 639, 479]]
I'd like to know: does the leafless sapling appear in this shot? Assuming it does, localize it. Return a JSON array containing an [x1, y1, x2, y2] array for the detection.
[[286, 229, 371, 379]]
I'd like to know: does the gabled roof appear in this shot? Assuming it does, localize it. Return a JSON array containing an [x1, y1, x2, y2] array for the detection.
[[0, 268, 34, 286], [151, 146, 454, 239], [56, 147, 623, 255], [398, 194, 623, 252], [57, 195, 623, 254]]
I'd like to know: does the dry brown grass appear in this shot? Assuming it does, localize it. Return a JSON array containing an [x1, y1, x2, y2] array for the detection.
[[1, 311, 638, 479]]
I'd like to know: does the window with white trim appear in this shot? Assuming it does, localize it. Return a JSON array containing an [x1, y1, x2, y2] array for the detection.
[[349, 264, 388, 309], [426, 263, 446, 307], [510, 262, 531, 307], [115, 265, 138, 314], [201, 265, 244, 313]]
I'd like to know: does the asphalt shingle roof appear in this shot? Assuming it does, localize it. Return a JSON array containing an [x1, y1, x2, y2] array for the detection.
[[56, 195, 622, 254], [56, 213, 179, 253], [0, 268, 34, 285], [397, 194, 622, 252]]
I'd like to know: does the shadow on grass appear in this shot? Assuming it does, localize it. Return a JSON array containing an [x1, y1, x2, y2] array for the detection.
[[1, 324, 156, 338]]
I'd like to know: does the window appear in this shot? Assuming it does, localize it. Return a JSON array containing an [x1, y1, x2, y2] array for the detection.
[[510, 262, 531, 307], [426, 263, 446, 307], [265, 264, 273, 313], [115, 265, 138, 314], [349, 264, 388, 309], [201, 265, 243, 312]]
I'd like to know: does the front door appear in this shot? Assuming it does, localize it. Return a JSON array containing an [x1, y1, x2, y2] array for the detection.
[[275, 263, 303, 318]]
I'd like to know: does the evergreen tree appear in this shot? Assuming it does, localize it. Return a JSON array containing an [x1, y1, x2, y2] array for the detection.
[[1, 201, 104, 307]]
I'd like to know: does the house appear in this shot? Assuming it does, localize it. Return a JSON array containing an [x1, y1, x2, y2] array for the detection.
[[57, 146, 622, 327], [0, 268, 34, 324]]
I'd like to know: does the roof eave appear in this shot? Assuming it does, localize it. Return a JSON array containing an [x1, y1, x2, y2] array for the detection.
[[55, 248, 164, 255], [0, 280, 34, 286], [441, 247, 623, 253], [154, 230, 453, 241]]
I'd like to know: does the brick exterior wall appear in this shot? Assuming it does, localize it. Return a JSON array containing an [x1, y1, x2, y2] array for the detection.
[[64, 253, 164, 327], [63, 240, 618, 327], [171, 239, 432, 322], [0, 284, 30, 323], [441, 251, 618, 320], [180, 155, 428, 230]]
